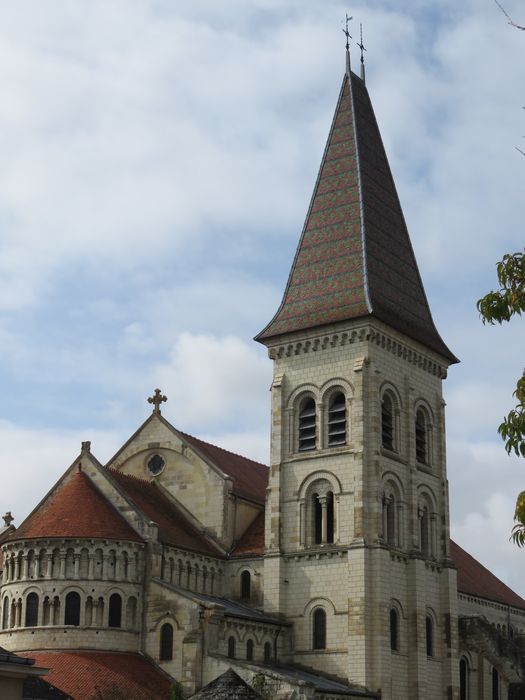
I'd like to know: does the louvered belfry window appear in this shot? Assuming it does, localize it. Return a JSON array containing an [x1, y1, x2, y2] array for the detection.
[[381, 393, 394, 451], [298, 398, 316, 451], [415, 409, 427, 463], [327, 392, 346, 446]]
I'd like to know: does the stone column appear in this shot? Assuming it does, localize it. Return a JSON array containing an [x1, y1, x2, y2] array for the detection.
[[319, 496, 328, 544], [46, 555, 53, 578], [88, 553, 94, 579], [22, 555, 28, 580], [74, 554, 80, 579], [59, 554, 66, 579]]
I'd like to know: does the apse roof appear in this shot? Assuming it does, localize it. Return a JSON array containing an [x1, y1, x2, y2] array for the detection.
[[6, 470, 142, 544], [256, 66, 457, 364]]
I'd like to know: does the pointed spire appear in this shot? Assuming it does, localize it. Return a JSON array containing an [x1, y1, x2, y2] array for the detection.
[[357, 24, 366, 83], [256, 62, 457, 364]]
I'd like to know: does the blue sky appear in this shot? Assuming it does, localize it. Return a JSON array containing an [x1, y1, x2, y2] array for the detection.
[[1, 0, 524, 593]]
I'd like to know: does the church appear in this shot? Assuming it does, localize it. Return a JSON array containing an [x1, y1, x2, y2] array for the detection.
[[1, 45, 525, 700]]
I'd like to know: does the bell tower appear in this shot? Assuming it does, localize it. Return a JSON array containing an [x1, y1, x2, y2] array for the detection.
[[256, 46, 460, 700]]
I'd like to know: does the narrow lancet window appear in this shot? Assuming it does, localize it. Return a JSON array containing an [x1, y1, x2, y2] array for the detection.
[[313, 608, 326, 650], [25, 593, 39, 627], [160, 623, 173, 661], [390, 608, 399, 651], [382, 393, 394, 451], [415, 409, 427, 464]]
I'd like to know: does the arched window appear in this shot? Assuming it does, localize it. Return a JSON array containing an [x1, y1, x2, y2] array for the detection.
[[108, 593, 122, 628], [64, 592, 81, 626], [25, 593, 39, 627], [160, 623, 173, 661], [126, 596, 137, 629], [381, 393, 395, 451], [227, 636, 236, 659], [264, 642, 272, 664], [460, 658, 469, 700], [240, 570, 251, 600], [246, 639, 254, 661], [312, 608, 326, 650], [2, 597, 9, 629], [298, 397, 316, 451], [415, 409, 428, 464], [327, 392, 346, 447], [390, 608, 399, 651], [419, 505, 430, 557], [492, 667, 499, 700], [426, 615, 433, 657], [311, 491, 335, 545]]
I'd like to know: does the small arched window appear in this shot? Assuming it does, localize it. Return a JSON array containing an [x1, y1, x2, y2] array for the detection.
[[25, 593, 39, 627], [426, 615, 433, 657], [390, 608, 399, 651], [64, 592, 81, 626], [415, 409, 428, 464], [460, 658, 469, 700], [108, 593, 122, 628], [2, 597, 9, 629], [264, 641, 272, 664], [327, 392, 346, 447], [240, 570, 251, 600], [160, 623, 173, 661], [227, 636, 236, 659], [312, 608, 326, 650], [492, 667, 499, 700], [298, 397, 316, 451], [246, 639, 254, 661], [381, 393, 395, 451], [311, 491, 335, 545]]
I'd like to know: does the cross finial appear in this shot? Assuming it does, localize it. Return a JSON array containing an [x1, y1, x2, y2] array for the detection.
[[3, 511, 13, 527], [148, 388, 167, 414], [357, 23, 367, 83], [342, 13, 353, 75]]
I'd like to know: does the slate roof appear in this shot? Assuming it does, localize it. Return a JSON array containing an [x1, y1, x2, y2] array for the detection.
[[183, 590, 283, 626], [191, 668, 261, 700], [256, 69, 457, 365], [450, 540, 525, 611], [109, 470, 221, 556], [179, 431, 269, 504], [6, 471, 142, 544], [19, 651, 172, 700], [232, 512, 265, 556], [266, 664, 380, 698]]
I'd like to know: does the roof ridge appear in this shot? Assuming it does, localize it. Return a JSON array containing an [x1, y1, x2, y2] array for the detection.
[[179, 430, 268, 469], [106, 468, 153, 486]]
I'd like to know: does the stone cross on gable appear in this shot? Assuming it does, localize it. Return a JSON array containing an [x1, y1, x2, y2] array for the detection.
[[148, 388, 167, 414], [3, 511, 13, 527]]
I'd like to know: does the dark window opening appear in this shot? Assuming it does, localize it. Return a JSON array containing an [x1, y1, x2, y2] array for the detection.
[[64, 592, 80, 626], [313, 608, 326, 650], [228, 636, 236, 659], [108, 593, 122, 628], [426, 616, 433, 657], [246, 639, 254, 661], [240, 570, 251, 600], [264, 642, 272, 663], [328, 393, 346, 447], [160, 623, 173, 661], [299, 398, 316, 451], [415, 410, 427, 463], [25, 593, 39, 627], [313, 493, 322, 544], [492, 667, 499, 700], [385, 495, 396, 546], [382, 394, 394, 451], [460, 658, 468, 700], [390, 608, 398, 651], [2, 597, 8, 630], [327, 492, 334, 544], [420, 506, 430, 557]]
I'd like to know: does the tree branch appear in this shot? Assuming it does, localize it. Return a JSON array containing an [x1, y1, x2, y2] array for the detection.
[[495, 0, 525, 30]]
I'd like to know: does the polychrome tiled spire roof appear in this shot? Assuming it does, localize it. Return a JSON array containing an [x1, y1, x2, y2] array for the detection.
[[256, 63, 457, 364]]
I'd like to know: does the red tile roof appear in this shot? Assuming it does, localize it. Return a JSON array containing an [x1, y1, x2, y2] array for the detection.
[[450, 539, 525, 610], [179, 431, 269, 504], [19, 651, 172, 700], [232, 511, 265, 556], [109, 470, 221, 556], [255, 71, 457, 364], [7, 471, 142, 543]]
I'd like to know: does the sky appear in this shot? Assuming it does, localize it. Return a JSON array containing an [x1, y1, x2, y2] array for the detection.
[[0, 0, 524, 594]]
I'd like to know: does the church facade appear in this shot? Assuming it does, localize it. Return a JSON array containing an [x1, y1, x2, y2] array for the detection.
[[1, 53, 525, 700]]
